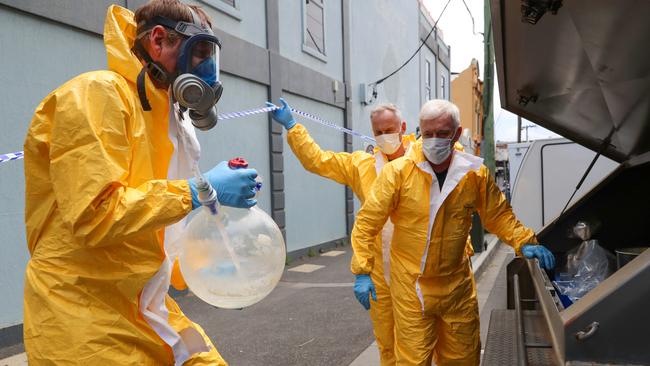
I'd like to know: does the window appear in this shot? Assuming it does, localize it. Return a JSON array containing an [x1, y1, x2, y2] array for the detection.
[[303, 0, 326, 60], [424, 60, 432, 100], [199, 0, 241, 20], [440, 75, 447, 99]]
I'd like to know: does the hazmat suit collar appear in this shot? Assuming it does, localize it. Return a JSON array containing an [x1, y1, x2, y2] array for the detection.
[[104, 5, 168, 111]]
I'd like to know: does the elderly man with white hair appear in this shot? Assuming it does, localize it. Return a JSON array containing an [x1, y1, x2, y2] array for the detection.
[[350, 99, 555, 365]]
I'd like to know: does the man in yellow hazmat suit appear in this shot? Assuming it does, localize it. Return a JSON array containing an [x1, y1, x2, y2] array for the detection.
[[23, 1, 259, 364], [351, 99, 555, 366], [269, 100, 414, 365]]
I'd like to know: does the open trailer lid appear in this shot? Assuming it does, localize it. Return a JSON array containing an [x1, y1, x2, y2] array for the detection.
[[490, 0, 650, 163]]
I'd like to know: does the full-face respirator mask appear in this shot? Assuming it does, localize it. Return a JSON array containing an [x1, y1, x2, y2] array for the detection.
[[134, 7, 223, 131]]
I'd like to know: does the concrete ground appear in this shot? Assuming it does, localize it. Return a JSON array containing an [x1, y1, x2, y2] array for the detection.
[[0, 237, 513, 366], [176, 246, 373, 366], [477, 243, 514, 350]]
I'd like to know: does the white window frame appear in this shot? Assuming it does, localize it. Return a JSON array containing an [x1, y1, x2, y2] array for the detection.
[[440, 74, 447, 99], [199, 0, 242, 21], [424, 59, 432, 101], [302, 0, 327, 62]]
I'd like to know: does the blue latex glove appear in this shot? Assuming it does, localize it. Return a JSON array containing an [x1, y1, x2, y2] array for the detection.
[[188, 161, 258, 209], [522, 244, 556, 270], [354, 274, 377, 310], [266, 98, 296, 130]]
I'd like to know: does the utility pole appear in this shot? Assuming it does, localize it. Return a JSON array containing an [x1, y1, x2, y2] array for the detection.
[[517, 115, 522, 143], [521, 125, 537, 141], [471, 0, 495, 255], [482, 0, 496, 175]]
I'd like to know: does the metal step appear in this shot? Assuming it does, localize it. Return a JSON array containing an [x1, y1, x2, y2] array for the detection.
[[482, 309, 557, 366]]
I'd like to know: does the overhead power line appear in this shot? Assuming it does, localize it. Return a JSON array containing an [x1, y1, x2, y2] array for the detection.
[[366, 0, 454, 103], [461, 0, 482, 36]]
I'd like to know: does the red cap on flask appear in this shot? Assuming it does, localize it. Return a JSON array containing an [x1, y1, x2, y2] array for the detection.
[[228, 157, 249, 169]]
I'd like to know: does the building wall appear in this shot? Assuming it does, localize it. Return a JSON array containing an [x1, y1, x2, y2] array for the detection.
[[282, 92, 346, 252], [0, 5, 107, 329], [195, 73, 272, 212], [436, 36, 451, 99], [127, 0, 268, 48], [193, 0, 267, 48], [278, 0, 344, 81], [418, 4, 452, 102], [452, 70, 474, 132], [348, 0, 422, 153], [0, 0, 450, 331], [346, 0, 423, 214]]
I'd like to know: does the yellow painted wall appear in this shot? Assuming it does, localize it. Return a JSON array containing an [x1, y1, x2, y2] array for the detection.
[[451, 59, 483, 152]]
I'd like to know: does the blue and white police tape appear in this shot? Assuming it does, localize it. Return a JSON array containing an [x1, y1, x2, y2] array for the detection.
[[0, 151, 23, 164], [218, 105, 376, 143], [288, 107, 376, 144], [0, 105, 375, 165], [216, 106, 277, 121]]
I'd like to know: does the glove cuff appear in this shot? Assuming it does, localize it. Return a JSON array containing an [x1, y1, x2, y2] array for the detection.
[[188, 179, 201, 210]]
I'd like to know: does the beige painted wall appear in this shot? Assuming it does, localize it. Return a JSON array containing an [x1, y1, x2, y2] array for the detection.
[[451, 60, 483, 154]]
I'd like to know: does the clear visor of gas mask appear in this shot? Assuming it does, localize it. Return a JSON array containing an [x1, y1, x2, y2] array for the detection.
[[187, 39, 220, 88], [177, 36, 221, 88]]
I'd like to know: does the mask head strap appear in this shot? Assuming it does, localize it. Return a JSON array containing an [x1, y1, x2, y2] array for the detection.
[[137, 67, 152, 111], [188, 7, 202, 28], [132, 39, 173, 111]]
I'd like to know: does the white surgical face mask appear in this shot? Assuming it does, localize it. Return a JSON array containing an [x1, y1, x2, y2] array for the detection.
[[422, 130, 458, 164], [375, 133, 402, 155]]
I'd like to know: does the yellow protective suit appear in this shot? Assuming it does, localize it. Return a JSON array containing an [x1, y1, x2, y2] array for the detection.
[[23, 5, 226, 365], [351, 140, 536, 366], [287, 123, 416, 365]]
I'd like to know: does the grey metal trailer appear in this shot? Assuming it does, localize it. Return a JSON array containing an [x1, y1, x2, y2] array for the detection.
[[483, 1, 650, 365]]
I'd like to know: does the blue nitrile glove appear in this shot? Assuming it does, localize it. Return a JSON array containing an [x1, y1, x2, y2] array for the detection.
[[354, 274, 377, 310], [522, 244, 556, 270], [266, 98, 296, 130], [188, 161, 258, 209]]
